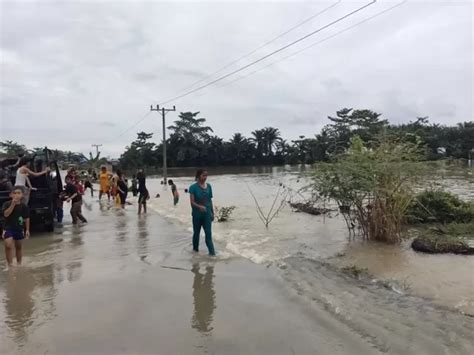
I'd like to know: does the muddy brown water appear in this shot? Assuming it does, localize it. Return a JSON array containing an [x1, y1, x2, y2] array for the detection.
[[1, 164, 473, 354], [149, 164, 474, 314]]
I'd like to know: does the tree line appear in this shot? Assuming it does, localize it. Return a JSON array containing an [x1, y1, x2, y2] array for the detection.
[[118, 109, 474, 169], [2, 108, 472, 169]]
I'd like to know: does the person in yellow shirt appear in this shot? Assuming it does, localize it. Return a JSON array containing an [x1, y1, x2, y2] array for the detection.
[[99, 166, 111, 201]]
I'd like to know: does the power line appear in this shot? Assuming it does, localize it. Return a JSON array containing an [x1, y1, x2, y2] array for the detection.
[[216, 1, 408, 90], [150, 105, 176, 184], [158, 0, 377, 106], [100, 3, 345, 144], [103, 1, 377, 146], [168, 0, 342, 95], [104, 111, 152, 144]]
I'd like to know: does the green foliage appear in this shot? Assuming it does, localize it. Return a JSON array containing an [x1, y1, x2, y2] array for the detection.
[[444, 222, 474, 238], [408, 190, 474, 224], [388, 118, 474, 160], [312, 137, 425, 243], [119, 132, 158, 170], [5, 108, 473, 171], [215, 206, 236, 222], [0, 140, 27, 157]]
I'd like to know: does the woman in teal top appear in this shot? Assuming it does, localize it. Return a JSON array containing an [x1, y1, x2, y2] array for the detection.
[[189, 169, 215, 256]]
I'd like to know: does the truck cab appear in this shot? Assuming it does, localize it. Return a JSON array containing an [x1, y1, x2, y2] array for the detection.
[[0, 148, 63, 232]]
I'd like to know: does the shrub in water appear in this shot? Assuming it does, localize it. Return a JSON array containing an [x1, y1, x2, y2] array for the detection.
[[408, 190, 474, 224], [215, 206, 236, 222]]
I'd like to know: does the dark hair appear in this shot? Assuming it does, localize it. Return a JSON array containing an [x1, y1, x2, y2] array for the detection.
[[18, 156, 31, 167], [168, 179, 173, 185], [195, 169, 207, 180]]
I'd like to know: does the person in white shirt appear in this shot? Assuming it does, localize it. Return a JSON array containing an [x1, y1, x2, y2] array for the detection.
[[15, 157, 50, 204]]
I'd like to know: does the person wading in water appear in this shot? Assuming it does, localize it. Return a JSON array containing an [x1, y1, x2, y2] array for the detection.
[[116, 170, 128, 208], [137, 169, 149, 215], [2, 186, 30, 267], [98, 166, 110, 201], [168, 179, 179, 206], [189, 169, 215, 256]]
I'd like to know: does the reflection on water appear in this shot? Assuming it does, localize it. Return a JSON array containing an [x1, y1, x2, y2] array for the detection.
[[147, 164, 474, 312], [137, 215, 149, 263], [3, 263, 57, 347], [191, 263, 216, 334]]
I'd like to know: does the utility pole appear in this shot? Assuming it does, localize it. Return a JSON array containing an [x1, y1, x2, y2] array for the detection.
[[150, 104, 176, 185], [91, 144, 102, 156]]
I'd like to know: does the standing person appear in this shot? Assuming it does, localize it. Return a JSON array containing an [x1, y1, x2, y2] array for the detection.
[[189, 169, 215, 256], [131, 174, 138, 197], [168, 179, 179, 206], [137, 169, 149, 215], [2, 186, 30, 267], [117, 170, 128, 208], [66, 167, 76, 182], [15, 157, 50, 204], [110, 172, 119, 200], [75, 178, 85, 196], [84, 176, 94, 197], [99, 166, 110, 201], [64, 176, 87, 225]]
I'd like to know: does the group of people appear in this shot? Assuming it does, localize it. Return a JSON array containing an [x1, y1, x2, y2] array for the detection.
[[98, 167, 149, 212], [2, 162, 217, 268]]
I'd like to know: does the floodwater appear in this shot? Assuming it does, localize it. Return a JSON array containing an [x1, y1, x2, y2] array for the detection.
[[1, 164, 473, 354], [151, 164, 474, 314], [0, 201, 383, 355]]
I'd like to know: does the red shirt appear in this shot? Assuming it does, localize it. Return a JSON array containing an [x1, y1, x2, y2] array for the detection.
[[75, 182, 84, 195]]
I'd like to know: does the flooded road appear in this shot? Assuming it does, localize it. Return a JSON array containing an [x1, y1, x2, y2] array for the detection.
[[1, 201, 383, 355], [1, 165, 473, 354], [150, 164, 474, 314]]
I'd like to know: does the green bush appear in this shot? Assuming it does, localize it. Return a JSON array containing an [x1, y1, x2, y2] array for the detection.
[[408, 190, 474, 224]]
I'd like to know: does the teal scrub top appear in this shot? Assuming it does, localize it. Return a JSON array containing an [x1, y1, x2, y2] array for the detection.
[[189, 183, 213, 215]]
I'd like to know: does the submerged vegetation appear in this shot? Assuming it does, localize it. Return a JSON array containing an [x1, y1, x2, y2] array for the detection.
[[215, 206, 236, 222], [408, 191, 474, 254], [312, 136, 423, 243], [407, 190, 474, 224]]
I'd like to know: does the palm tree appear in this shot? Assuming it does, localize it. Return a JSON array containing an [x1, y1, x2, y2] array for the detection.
[[250, 129, 266, 159], [262, 127, 282, 156]]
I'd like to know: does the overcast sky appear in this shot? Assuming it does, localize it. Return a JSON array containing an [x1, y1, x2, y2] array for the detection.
[[1, 0, 472, 158]]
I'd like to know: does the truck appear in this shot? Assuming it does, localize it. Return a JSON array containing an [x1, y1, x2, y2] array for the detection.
[[0, 148, 63, 232]]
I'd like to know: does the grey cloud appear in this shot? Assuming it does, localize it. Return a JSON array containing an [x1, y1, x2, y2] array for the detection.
[[1, 0, 472, 158]]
